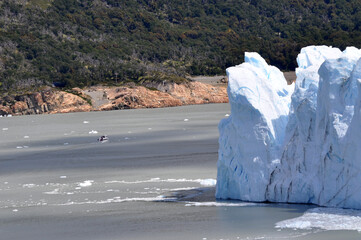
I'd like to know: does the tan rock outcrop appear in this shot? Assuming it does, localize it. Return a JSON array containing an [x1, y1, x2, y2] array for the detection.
[[166, 82, 228, 104], [98, 86, 183, 110], [0, 81, 228, 116], [0, 90, 92, 115]]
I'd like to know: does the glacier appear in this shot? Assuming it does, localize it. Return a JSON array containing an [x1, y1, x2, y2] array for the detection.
[[216, 45, 361, 209]]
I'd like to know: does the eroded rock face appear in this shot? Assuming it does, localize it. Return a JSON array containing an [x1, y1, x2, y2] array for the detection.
[[98, 86, 183, 110], [0, 81, 228, 116], [90, 82, 228, 110], [0, 90, 92, 115], [167, 81, 228, 105]]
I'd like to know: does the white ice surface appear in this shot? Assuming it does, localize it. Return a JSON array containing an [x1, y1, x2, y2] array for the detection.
[[217, 51, 295, 202], [78, 180, 94, 187], [184, 202, 258, 207], [217, 45, 361, 209], [276, 207, 361, 232], [104, 178, 216, 186]]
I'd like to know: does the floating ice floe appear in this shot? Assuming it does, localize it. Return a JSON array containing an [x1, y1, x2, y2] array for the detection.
[[184, 118, 189, 122], [184, 201, 258, 207], [105, 178, 217, 186], [276, 207, 361, 232], [57, 195, 174, 206], [88, 130, 98, 134], [199, 179, 217, 187], [2, 128, 8, 131], [83, 121, 89, 124], [78, 180, 94, 187], [17, 146, 29, 149], [24, 136, 29, 138], [44, 188, 60, 195]]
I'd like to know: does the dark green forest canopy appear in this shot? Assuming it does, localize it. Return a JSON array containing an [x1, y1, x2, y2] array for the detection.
[[0, 0, 360, 91]]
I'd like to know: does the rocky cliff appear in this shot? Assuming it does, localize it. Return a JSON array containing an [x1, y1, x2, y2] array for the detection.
[[0, 81, 228, 116], [0, 89, 92, 115]]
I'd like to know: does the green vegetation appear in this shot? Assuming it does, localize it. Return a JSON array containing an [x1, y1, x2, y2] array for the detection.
[[64, 89, 92, 106], [0, 0, 360, 92]]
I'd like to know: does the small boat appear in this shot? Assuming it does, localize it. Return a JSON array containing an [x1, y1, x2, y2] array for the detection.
[[98, 135, 109, 143]]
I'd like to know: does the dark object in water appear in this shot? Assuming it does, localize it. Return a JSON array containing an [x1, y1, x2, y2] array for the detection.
[[98, 135, 109, 143]]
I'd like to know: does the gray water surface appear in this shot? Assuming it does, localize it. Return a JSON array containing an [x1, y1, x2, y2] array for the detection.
[[0, 104, 360, 240]]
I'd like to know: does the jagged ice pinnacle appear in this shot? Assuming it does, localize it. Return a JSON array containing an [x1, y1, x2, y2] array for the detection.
[[216, 46, 361, 209]]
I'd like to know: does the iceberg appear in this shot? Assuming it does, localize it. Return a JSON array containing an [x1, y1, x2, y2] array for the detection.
[[216, 46, 361, 209]]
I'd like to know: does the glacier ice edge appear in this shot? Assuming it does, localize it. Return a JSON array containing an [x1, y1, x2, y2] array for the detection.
[[216, 45, 361, 209]]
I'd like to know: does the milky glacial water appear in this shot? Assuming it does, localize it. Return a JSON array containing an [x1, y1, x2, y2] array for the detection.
[[1, 104, 361, 240]]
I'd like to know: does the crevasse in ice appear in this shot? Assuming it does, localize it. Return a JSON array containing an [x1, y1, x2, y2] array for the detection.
[[216, 45, 361, 209]]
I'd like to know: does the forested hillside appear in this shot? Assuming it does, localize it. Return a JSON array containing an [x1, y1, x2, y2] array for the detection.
[[1, 0, 360, 92]]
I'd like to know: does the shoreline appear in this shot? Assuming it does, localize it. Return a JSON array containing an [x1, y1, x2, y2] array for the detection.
[[0, 71, 295, 117], [0, 80, 228, 116]]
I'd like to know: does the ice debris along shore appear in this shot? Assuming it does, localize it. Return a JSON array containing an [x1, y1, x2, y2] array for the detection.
[[216, 46, 361, 209]]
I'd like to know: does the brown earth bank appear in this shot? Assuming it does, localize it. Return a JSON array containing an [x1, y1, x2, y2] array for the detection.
[[0, 81, 228, 116]]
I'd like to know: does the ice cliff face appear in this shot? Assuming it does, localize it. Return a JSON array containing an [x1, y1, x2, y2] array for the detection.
[[216, 46, 361, 209], [216, 52, 294, 201]]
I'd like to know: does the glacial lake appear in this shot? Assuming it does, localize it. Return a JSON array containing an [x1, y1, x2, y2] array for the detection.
[[1, 103, 360, 240]]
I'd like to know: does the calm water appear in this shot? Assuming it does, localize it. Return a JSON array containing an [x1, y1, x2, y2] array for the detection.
[[0, 104, 360, 240]]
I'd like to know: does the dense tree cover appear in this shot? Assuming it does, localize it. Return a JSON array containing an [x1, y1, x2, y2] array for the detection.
[[0, 0, 360, 92]]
